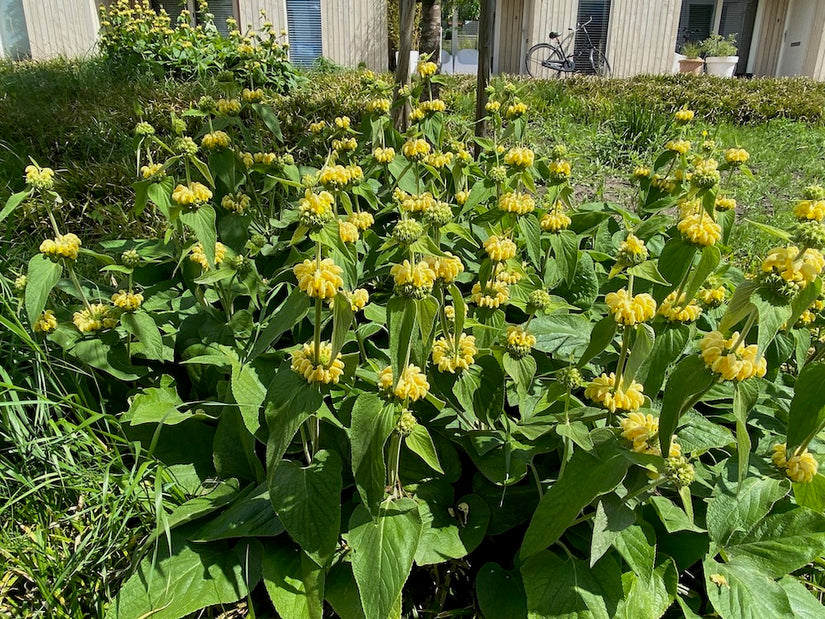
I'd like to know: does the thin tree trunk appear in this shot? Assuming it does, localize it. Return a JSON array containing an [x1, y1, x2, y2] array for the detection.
[[394, 0, 416, 130], [420, 0, 441, 99], [474, 0, 495, 154]]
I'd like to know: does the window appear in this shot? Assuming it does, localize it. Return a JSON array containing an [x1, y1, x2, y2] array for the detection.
[[153, 0, 237, 36], [676, 0, 716, 51], [576, 0, 611, 74], [719, 0, 758, 74], [0, 0, 31, 60], [286, 0, 323, 67]]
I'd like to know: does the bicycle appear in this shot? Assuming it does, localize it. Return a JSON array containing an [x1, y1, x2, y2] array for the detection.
[[525, 17, 611, 78]]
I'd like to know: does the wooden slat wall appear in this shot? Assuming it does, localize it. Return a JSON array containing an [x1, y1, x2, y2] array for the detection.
[[238, 0, 287, 34], [752, 0, 788, 75], [605, 0, 683, 76], [320, 0, 387, 71], [23, 0, 99, 58], [524, 0, 578, 78], [496, 0, 525, 73], [803, 0, 825, 78]]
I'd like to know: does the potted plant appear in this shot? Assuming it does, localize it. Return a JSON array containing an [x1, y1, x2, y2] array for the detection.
[[678, 41, 705, 74], [701, 33, 738, 77]]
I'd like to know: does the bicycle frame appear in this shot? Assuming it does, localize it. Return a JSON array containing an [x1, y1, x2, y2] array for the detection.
[[545, 17, 598, 73]]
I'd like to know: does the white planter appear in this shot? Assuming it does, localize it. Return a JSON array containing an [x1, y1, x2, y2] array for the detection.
[[395, 50, 420, 78], [704, 56, 738, 77]]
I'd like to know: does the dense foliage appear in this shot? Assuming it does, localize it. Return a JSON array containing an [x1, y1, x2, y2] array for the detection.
[[6, 63, 825, 618]]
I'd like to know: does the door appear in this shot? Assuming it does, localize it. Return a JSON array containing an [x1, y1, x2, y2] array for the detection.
[[719, 0, 759, 75], [777, 0, 816, 76]]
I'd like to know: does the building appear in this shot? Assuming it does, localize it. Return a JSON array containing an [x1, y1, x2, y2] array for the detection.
[[0, 0, 387, 71], [496, 0, 825, 79]]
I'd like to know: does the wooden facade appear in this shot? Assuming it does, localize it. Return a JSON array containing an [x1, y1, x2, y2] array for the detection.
[[22, 0, 99, 58], [605, 0, 682, 77]]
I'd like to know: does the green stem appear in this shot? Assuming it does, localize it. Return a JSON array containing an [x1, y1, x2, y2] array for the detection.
[[387, 432, 403, 496], [66, 263, 92, 312]]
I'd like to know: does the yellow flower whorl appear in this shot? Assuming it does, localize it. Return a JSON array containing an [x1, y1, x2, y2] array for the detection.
[[379, 365, 430, 401], [772, 443, 818, 483], [293, 257, 344, 299], [40, 233, 81, 261], [605, 289, 657, 326], [700, 330, 767, 381], [291, 342, 345, 384], [585, 373, 645, 413], [678, 213, 722, 246], [484, 235, 517, 262], [658, 292, 702, 323], [34, 310, 58, 333], [111, 290, 144, 311], [432, 333, 477, 373]]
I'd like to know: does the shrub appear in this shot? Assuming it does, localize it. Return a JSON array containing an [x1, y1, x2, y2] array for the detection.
[[6, 68, 825, 618]]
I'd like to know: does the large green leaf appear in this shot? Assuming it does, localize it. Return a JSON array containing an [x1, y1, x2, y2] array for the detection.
[[615, 559, 678, 619], [794, 473, 825, 512], [325, 562, 367, 619], [405, 424, 443, 474], [476, 563, 528, 619], [786, 362, 825, 453], [531, 314, 593, 359], [25, 254, 62, 324], [590, 495, 636, 567], [388, 297, 416, 386], [350, 394, 395, 516], [121, 310, 164, 361], [623, 324, 654, 386], [269, 450, 342, 567], [106, 535, 262, 619], [706, 476, 788, 545], [123, 383, 188, 426], [521, 550, 623, 618], [413, 480, 466, 566], [231, 361, 266, 435], [521, 430, 628, 559], [658, 355, 716, 459], [637, 323, 691, 395], [348, 498, 423, 619], [453, 355, 504, 426], [190, 482, 284, 541], [578, 315, 617, 368], [181, 205, 217, 266], [778, 576, 825, 618], [0, 189, 30, 224], [262, 544, 315, 619], [704, 557, 793, 619], [751, 290, 792, 363], [657, 238, 696, 290], [248, 288, 311, 361], [682, 245, 721, 305]]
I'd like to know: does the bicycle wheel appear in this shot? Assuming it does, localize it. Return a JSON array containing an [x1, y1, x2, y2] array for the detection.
[[525, 44, 564, 79], [590, 48, 611, 77]]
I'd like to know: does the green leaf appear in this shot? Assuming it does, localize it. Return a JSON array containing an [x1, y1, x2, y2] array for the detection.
[[269, 450, 342, 567], [616, 559, 678, 619], [657, 238, 696, 292], [122, 310, 164, 360], [69, 338, 146, 381], [405, 425, 443, 474], [578, 315, 617, 367], [677, 410, 735, 453], [123, 383, 188, 426], [106, 535, 262, 619], [248, 288, 311, 361], [453, 355, 505, 425], [413, 481, 467, 565], [706, 476, 788, 545], [658, 356, 716, 459], [415, 295, 439, 352], [348, 498, 423, 619], [191, 482, 284, 541], [556, 421, 594, 450], [449, 283, 467, 337], [548, 229, 579, 285], [637, 324, 691, 396], [720, 280, 759, 332], [231, 362, 266, 435], [786, 362, 825, 453], [503, 352, 537, 392], [181, 205, 217, 266], [519, 214, 543, 269], [733, 380, 759, 485], [349, 394, 395, 516], [704, 557, 793, 619], [331, 292, 354, 361], [147, 176, 174, 218], [613, 524, 656, 579], [682, 245, 721, 305], [388, 297, 416, 387], [153, 479, 240, 538], [627, 260, 671, 286], [590, 495, 636, 567], [262, 544, 320, 619], [521, 550, 623, 619], [476, 563, 528, 619], [623, 324, 655, 386], [649, 496, 704, 533], [521, 430, 629, 559], [25, 254, 62, 324], [0, 189, 30, 224], [751, 290, 792, 362], [745, 219, 792, 240], [778, 576, 825, 618], [325, 562, 367, 619], [794, 473, 825, 512], [531, 313, 593, 359]]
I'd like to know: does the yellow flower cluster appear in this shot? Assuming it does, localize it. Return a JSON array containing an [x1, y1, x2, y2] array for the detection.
[[771, 443, 818, 483], [619, 412, 681, 456], [715, 196, 736, 211], [141, 163, 165, 180], [505, 101, 527, 118], [338, 220, 360, 243], [373, 146, 395, 164], [504, 147, 535, 169], [665, 139, 691, 154], [294, 258, 344, 299], [678, 213, 722, 246], [540, 209, 571, 232], [332, 137, 358, 152], [201, 131, 230, 149], [633, 166, 651, 179], [495, 264, 522, 285], [309, 121, 326, 134], [658, 291, 702, 323], [762, 246, 825, 285], [366, 98, 391, 113], [700, 330, 767, 381], [506, 325, 536, 357], [73, 303, 118, 332], [585, 373, 645, 413], [291, 342, 345, 384], [391, 260, 436, 296], [548, 159, 572, 181], [318, 164, 363, 189], [401, 192, 436, 213], [34, 310, 58, 334], [242, 88, 264, 103], [254, 152, 278, 165], [698, 285, 727, 307], [674, 109, 694, 122], [605, 289, 657, 326], [403, 138, 431, 161], [40, 233, 81, 261], [432, 333, 477, 373], [172, 182, 212, 207], [419, 99, 447, 115], [724, 147, 749, 164], [425, 253, 464, 282], [111, 290, 144, 311], [344, 288, 370, 311], [25, 164, 55, 189], [221, 192, 251, 214], [485, 101, 501, 113], [793, 200, 825, 222], [334, 116, 351, 130], [455, 190, 469, 206], [379, 365, 430, 400], [471, 281, 509, 308], [190, 242, 226, 270], [484, 235, 517, 262], [417, 61, 438, 78], [498, 191, 535, 215], [348, 211, 374, 230], [425, 152, 453, 168], [216, 99, 241, 115]]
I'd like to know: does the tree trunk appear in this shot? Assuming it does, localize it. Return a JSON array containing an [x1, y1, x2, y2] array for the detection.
[[393, 0, 416, 130], [420, 0, 442, 99], [474, 0, 495, 154]]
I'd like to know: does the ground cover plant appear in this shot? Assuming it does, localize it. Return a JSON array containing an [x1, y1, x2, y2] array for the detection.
[[5, 57, 825, 618]]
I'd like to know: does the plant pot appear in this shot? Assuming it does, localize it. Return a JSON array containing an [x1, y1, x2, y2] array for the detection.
[[704, 55, 738, 77], [673, 53, 686, 74], [678, 58, 705, 74]]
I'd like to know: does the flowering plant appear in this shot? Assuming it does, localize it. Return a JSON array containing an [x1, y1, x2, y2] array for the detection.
[[6, 70, 825, 618]]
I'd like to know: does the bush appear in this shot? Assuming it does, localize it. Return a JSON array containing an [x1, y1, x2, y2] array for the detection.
[[7, 66, 825, 618]]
